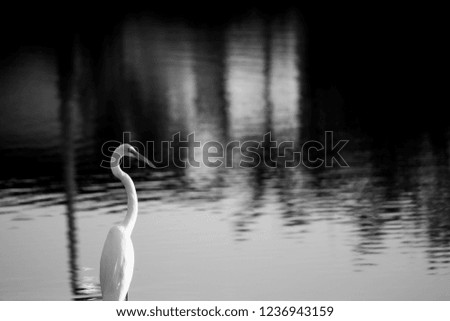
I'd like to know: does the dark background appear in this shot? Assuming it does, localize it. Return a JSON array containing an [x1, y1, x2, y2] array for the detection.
[[0, 2, 443, 133]]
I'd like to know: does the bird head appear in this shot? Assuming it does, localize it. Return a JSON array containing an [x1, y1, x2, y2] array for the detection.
[[111, 144, 156, 169], [125, 144, 156, 168]]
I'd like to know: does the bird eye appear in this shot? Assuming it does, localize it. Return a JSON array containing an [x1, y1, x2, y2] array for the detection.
[[128, 147, 138, 156]]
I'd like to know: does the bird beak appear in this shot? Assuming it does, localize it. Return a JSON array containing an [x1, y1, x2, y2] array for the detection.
[[131, 150, 156, 169]]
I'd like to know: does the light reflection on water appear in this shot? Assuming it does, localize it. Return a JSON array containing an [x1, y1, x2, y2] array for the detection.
[[1, 12, 450, 300]]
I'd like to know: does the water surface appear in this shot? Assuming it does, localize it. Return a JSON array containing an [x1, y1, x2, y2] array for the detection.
[[1, 12, 450, 300]]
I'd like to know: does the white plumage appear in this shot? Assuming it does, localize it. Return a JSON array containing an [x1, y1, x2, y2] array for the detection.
[[100, 143, 154, 301]]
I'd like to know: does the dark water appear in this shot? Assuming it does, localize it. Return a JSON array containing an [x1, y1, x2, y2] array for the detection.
[[1, 11, 450, 300]]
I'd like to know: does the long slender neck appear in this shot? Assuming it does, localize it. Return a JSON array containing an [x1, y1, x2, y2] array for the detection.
[[111, 161, 138, 235]]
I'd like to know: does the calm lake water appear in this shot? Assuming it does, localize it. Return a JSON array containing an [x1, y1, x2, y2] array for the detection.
[[1, 12, 450, 300]]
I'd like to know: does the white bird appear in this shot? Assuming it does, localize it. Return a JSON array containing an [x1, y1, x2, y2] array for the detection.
[[100, 143, 155, 301]]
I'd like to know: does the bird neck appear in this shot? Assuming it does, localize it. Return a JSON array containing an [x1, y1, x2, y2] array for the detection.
[[111, 164, 138, 235]]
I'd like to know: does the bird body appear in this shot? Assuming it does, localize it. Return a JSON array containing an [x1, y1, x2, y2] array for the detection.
[[100, 225, 134, 300], [100, 144, 154, 301]]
